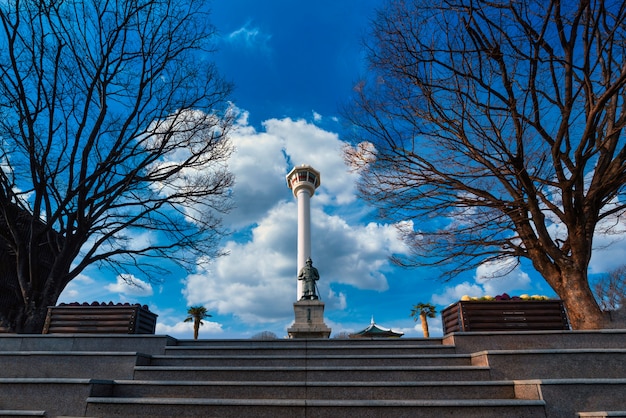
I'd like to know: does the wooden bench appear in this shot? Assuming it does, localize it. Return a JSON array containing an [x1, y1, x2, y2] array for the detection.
[[442, 300, 570, 334], [42, 303, 157, 334]]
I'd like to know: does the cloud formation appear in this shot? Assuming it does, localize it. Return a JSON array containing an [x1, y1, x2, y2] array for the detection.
[[431, 259, 534, 307], [156, 319, 223, 339], [180, 114, 407, 327], [106, 274, 154, 297], [226, 22, 272, 53]]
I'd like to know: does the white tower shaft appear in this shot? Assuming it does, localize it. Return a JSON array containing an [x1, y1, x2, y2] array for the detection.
[[296, 188, 311, 299]]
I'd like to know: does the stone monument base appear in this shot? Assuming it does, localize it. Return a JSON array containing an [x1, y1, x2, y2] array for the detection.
[[287, 299, 331, 339]]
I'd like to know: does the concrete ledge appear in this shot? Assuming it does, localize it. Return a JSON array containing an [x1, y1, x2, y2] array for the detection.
[[0, 334, 176, 354], [444, 329, 626, 353], [529, 379, 626, 417], [471, 349, 626, 380], [0, 378, 113, 416], [0, 351, 150, 379]]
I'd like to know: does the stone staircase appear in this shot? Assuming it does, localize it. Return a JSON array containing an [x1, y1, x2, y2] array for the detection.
[[0, 331, 625, 417]]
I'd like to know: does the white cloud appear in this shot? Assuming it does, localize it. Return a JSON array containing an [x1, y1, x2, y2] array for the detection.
[[474, 258, 531, 296], [589, 205, 626, 274], [145, 109, 234, 227], [431, 281, 484, 306], [432, 259, 539, 307], [312, 111, 322, 122], [183, 202, 296, 324], [222, 118, 290, 228], [227, 22, 272, 53], [182, 201, 407, 325], [155, 321, 193, 337], [312, 211, 407, 291], [263, 117, 359, 205], [59, 271, 155, 305], [58, 274, 98, 302], [326, 288, 347, 311], [106, 274, 154, 297], [409, 316, 443, 338], [156, 320, 223, 339], [543, 178, 626, 275], [589, 234, 626, 274]]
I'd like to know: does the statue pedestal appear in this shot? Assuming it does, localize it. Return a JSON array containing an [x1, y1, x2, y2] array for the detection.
[[287, 299, 331, 339]]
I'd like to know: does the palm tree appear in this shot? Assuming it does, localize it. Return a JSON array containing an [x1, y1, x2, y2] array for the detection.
[[184, 306, 212, 340], [410, 303, 437, 338]]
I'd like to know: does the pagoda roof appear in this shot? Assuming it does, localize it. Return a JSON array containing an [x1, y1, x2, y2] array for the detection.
[[350, 316, 404, 338]]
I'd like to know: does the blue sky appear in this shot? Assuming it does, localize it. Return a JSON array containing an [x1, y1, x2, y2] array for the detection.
[[59, 0, 626, 339]]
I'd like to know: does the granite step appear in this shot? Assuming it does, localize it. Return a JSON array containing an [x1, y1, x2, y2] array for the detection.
[[521, 379, 626, 417], [0, 378, 112, 417], [109, 379, 516, 400], [446, 330, 626, 353], [133, 364, 492, 382], [472, 349, 626, 380], [149, 353, 471, 367], [2, 333, 625, 417], [85, 397, 547, 418], [0, 335, 174, 354], [0, 351, 150, 379], [163, 343, 456, 357], [172, 337, 444, 347]]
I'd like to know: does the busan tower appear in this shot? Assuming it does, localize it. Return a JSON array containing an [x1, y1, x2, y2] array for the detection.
[[286, 164, 331, 338], [286, 164, 321, 300]]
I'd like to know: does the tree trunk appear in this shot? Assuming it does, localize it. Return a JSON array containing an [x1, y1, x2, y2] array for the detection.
[[3, 277, 64, 334], [1, 304, 44, 334], [551, 269, 606, 330], [420, 313, 430, 338], [193, 320, 200, 339], [17, 305, 51, 334]]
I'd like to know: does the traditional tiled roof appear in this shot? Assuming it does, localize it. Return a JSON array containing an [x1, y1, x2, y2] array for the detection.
[[350, 316, 404, 338]]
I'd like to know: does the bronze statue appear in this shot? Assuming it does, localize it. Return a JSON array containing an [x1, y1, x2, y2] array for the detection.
[[298, 257, 319, 300]]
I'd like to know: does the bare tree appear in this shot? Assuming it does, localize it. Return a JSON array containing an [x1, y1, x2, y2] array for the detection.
[[594, 265, 626, 312], [0, 0, 234, 333], [344, 0, 626, 329]]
